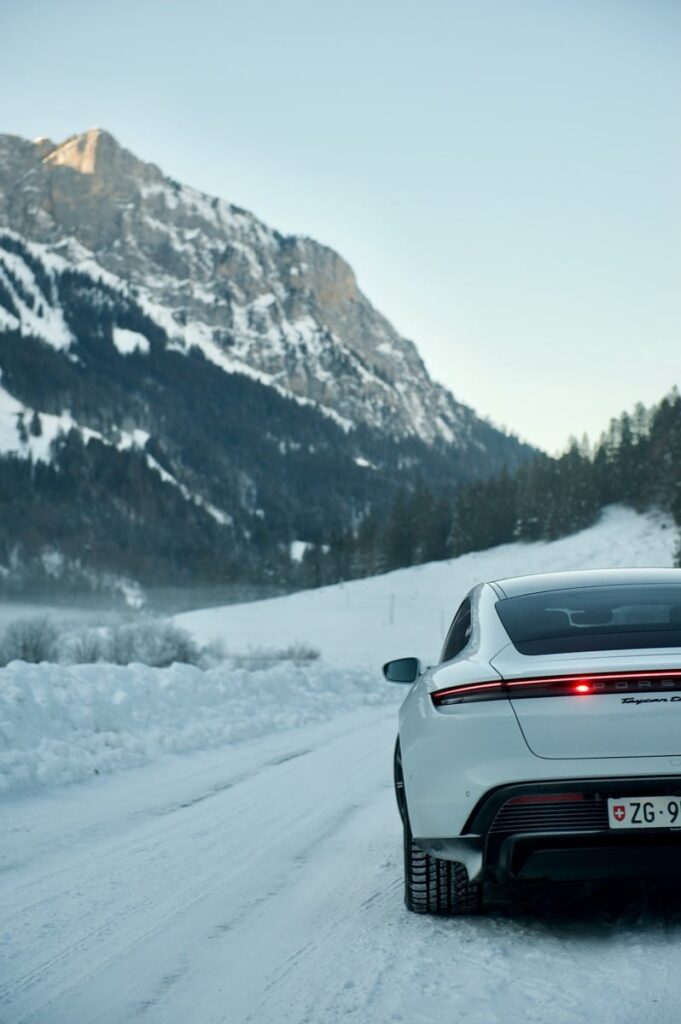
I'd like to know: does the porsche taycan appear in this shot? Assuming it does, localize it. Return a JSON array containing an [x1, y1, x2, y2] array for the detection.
[[384, 568, 681, 914]]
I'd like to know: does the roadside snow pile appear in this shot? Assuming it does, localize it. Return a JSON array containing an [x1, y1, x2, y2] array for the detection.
[[0, 659, 394, 794]]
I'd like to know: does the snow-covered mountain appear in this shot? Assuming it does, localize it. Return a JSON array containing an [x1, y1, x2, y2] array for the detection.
[[0, 129, 533, 592], [0, 127, 510, 443]]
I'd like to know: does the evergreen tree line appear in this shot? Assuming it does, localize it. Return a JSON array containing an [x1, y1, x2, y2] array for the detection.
[[305, 391, 681, 586]]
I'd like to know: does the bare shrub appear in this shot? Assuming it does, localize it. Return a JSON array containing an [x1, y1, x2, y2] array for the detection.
[[0, 615, 242, 670], [105, 619, 200, 667], [59, 627, 106, 664], [106, 622, 137, 666], [199, 637, 228, 667], [231, 642, 320, 671], [0, 616, 59, 664], [282, 642, 320, 664]]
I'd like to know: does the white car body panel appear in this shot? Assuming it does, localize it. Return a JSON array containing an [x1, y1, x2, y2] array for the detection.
[[393, 568, 681, 878], [491, 646, 681, 759]]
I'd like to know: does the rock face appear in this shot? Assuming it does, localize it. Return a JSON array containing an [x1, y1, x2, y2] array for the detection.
[[0, 128, 491, 445], [0, 128, 533, 593]]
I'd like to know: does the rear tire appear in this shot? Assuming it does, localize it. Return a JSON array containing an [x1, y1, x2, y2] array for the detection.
[[395, 738, 482, 915], [403, 822, 483, 915]]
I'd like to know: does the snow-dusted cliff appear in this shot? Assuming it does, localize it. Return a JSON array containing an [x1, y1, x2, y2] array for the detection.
[[0, 129, 532, 592], [0, 127, 510, 445]]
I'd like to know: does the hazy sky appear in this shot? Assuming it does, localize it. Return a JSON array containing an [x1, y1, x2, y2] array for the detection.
[[1, 0, 679, 451]]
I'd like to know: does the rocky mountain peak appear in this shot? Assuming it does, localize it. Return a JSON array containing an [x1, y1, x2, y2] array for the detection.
[[42, 128, 161, 186], [43, 127, 110, 175], [33, 136, 56, 159], [0, 128, 522, 450]]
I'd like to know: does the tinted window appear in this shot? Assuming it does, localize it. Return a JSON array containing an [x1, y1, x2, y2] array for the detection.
[[496, 584, 681, 655], [441, 599, 472, 661]]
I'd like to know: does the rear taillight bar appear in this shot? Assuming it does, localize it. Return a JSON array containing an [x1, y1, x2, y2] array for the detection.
[[432, 681, 506, 706], [431, 669, 681, 707]]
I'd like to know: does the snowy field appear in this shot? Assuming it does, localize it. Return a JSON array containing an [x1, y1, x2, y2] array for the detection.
[[2, 505, 681, 1024]]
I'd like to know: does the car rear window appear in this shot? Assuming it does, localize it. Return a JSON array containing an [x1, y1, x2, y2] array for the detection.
[[496, 584, 681, 655]]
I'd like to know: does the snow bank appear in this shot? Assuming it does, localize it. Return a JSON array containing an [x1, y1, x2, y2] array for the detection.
[[0, 658, 394, 794]]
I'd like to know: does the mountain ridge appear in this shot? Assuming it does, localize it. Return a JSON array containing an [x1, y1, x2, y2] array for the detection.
[[0, 127, 515, 446], [0, 128, 533, 595]]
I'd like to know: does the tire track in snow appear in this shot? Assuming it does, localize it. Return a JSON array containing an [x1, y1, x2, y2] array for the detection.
[[0, 710, 397, 1024]]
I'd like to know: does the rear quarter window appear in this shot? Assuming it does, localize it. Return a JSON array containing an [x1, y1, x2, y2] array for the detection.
[[441, 598, 472, 661]]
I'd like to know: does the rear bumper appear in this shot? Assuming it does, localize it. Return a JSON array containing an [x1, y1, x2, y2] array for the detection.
[[495, 832, 681, 882], [415, 775, 681, 883]]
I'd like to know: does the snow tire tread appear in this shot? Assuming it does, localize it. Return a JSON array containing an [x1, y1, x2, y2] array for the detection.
[[403, 823, 483, 916]]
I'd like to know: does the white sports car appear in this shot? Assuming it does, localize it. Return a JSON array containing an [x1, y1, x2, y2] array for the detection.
[[384, 568, 681, 914]]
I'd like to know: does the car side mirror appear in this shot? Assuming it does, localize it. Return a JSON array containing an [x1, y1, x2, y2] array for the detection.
[[383, 657, 421, 684]]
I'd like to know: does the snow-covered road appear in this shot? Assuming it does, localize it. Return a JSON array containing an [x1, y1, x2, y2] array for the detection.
[[3, 704, 681, 1024], [3, 507, 681, 1023]]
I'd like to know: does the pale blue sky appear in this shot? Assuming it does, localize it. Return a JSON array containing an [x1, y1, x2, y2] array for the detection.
[[1, 0, 679, 450]]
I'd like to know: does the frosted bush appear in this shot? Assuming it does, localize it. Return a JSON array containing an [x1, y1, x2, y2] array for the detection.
[[232, 643, 320, 671], [0, 617, 59, 665], [283, 642, 321, 664], [199, 637, 228, 667], [58, 628, 106, 664], [105, 619, 200, 667], [0, 616, 205, 668]]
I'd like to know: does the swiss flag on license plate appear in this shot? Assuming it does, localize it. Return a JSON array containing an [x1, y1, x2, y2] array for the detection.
[[613, 805, 626, 822]]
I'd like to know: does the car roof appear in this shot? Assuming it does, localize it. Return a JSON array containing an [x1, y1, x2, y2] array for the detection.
[[491, 567, 681, 599]]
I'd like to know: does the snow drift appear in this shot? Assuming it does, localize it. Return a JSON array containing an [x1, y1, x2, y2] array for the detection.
[[0, 659, 392, 794]]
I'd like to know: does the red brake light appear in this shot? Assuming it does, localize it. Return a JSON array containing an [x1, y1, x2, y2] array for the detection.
[[574, 683, 592, 694]]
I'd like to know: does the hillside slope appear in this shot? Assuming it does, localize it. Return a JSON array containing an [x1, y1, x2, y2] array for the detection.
[[178, 505, 676, 669]]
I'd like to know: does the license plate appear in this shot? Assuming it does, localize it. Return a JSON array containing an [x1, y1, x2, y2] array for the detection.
[[608, 796, 681, 829]]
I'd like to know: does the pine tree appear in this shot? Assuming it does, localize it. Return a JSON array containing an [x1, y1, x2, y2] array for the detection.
[[384, 490, 416, 571], [16, 413, 28, 444]]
